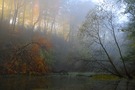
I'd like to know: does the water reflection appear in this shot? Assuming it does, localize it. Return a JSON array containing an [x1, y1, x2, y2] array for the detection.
[[0, 75, 135, 90]]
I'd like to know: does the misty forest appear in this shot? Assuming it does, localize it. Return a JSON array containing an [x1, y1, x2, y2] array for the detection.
[[0, 0, 135, 90]]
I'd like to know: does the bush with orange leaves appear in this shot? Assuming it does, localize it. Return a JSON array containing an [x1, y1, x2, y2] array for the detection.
[[8, 32, 52, 75], [0, 24, 52, 75]]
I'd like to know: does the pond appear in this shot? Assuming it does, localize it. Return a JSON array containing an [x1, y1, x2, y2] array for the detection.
[[0, 74, 135, 90]]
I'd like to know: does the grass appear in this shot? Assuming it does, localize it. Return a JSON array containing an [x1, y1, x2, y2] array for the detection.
[[92, 74, 120, 80]]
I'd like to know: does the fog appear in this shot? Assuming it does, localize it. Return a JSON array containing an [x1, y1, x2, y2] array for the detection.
[[0, 0, 134, 78]]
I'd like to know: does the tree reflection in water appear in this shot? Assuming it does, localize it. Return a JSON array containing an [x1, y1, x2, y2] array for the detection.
[[0, 75, 135, 90]]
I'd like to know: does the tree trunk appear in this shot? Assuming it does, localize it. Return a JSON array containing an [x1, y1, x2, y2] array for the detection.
[[1, 0, 5, 22], [12, 9, 18, 31], [97, 20, 122, 77], [111, 20, 133, 79], [22, 2, 26, 27]]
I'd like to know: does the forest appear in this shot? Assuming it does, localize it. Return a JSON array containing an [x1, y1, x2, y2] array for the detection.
[[0, 0, 93, 75], [0, 0, 135, 90]]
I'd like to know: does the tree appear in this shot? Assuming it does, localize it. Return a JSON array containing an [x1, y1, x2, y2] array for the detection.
[[0, 22, 52, 74], [123, 0, 135, 60], [8, 32, 52, 74], [12, 0, 25, 31], [120, 0, 135, 76], [1, 0, 4, 22], [79, 5, 133, 79]]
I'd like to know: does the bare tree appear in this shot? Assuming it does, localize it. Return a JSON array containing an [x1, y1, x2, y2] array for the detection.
[[108, 12, 132, 79], [1, 0, 5, 22], [12, 0, 24, 31], [80, 6, 133, 79]]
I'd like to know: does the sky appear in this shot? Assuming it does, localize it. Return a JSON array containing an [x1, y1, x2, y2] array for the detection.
[[80, 0, 104, 3], [81, 0, 129, 23], [91, 0, 104, 3]]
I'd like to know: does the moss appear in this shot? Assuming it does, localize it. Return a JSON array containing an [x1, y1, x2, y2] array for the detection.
[[92, 74, 120, 80]]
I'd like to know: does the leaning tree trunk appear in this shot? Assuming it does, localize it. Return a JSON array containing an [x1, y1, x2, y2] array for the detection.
[[110, 19, 133, 79], [97, 19, 122, 77]]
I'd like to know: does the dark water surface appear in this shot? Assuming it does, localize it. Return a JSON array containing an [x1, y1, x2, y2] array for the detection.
[[0, 75, 135, 90]]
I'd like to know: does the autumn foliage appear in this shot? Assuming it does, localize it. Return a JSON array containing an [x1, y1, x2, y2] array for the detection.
[[0, 24, 52, 75]]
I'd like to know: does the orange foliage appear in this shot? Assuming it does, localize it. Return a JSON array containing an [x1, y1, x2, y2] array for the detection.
[[33, 0, 40, 18], [3, 32, 52, 75], [27, 32, 52, 74], [32, 32, 52, 49], [0, 21, 52, 75]]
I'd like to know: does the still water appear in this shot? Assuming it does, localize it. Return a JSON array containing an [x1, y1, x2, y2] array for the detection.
[[0, 75, 135, 90]]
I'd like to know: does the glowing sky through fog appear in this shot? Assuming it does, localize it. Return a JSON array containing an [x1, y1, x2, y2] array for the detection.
[[90, 0, 129, 23], [91, 0, 104, 3]]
